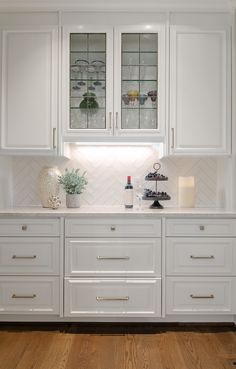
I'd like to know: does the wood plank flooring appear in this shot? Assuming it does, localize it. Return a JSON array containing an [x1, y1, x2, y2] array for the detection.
[[0, 324, 235, 369]]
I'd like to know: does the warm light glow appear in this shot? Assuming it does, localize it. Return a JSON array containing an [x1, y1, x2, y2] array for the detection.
[[178, 176, 195, 208], [72, 145, 161, 162]]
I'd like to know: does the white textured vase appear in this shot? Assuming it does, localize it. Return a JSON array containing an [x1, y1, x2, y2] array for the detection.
[[66, 194, 80, 208], [38, 166, 61, 208]]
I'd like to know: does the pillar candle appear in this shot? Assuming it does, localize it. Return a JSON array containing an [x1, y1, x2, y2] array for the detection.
[[178, 176, 195, 208]]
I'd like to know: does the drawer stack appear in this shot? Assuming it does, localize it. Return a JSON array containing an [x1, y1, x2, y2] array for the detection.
[[0, 218, 60, 315], [64, 216, 162, 317], [166, 218, 236, 315]]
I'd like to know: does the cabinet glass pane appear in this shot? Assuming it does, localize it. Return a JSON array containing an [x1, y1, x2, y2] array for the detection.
[[70, 33, 106, 129], [121, 33, 158, 130]]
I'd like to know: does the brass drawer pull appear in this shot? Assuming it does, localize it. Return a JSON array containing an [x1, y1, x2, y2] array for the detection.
[[96, 296, 129, 301], [199, 225, 205, 231], [110, 226, 116, 231], [190, 255, 214, 259], [12, 255, 37, 260], [21, 225, 27, 231], [97, 256, 130, 260], [12, 294, 36, 299], [190, 294, 214, 299]]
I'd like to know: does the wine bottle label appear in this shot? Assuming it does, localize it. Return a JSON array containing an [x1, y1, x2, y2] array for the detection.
[[124, 188, 133, 208]]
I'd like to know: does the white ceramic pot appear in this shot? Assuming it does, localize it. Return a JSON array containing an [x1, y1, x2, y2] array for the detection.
[[66, 194, 80, 208], [38, 166, 61, 208]]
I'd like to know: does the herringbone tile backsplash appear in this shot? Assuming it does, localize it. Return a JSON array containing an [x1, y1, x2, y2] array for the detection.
[[12, 145, 218, 208]]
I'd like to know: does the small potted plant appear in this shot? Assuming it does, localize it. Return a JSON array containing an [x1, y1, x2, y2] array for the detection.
[[58, 168, 88, 208]]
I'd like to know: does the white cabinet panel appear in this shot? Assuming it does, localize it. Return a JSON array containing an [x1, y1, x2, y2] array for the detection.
[[0, 218, 60, 236], [166, 277, 236, 314], [0, 237, 59, 275], [64, 278, 161, 317], [166, 218, 236, 237], [65, 238, 161, 277], [0, 27, 58, 153], [170, 25, 231, 155], [0, 276, 59, 314], [65, 217, 161, 237], [166, 238, 236, 276]]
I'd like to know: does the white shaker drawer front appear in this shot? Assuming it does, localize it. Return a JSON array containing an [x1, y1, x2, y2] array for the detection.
[[166, 277, 236, 314], [64, 278, 161, 317], [0, 277, 59, 314], [65, 238, 161, 277], [166, 218, 236, 237], [166, 238, 236, 276], [65, 217, 161, 238], [0, 218, 60, 236], [0, 238, 60, 275]]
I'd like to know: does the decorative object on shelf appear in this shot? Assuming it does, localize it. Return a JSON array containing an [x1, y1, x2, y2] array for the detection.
[[148, 90, 157, 106], [47, 195, 61, 210], [79, 92, 99, 113], [127, 90, 139, 105], [178, 176, 195, 208], [138, 94, 148, 105], [124, 175, 133, 209], [38, 166, 61, 208], [58, 168, 88, 208], [143, 162, 171, 209]]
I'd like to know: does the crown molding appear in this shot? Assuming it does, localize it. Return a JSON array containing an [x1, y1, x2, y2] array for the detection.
[[0, 0, 233, 12]]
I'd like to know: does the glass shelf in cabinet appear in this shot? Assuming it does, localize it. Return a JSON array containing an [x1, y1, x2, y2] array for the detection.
[[70, 51, 106, 54], [122, 107, 157, 110], [122, 79, 157, 82], [122, 51, 157, 54]]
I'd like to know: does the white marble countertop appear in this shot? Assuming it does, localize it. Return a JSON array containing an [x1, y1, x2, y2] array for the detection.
[[0, 206, 236, 217]]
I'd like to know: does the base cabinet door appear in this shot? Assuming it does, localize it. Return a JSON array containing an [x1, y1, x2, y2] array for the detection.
[[166, 277, 236, 315], [64, 278, 161, 317], [0, 277, 59, 314], [0, 27, 58, 154]]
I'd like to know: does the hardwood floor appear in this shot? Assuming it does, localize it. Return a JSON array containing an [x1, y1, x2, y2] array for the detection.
[[0, 324, 235, 369]]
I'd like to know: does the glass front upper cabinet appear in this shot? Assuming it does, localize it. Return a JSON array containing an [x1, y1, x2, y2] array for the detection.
[[70, 33, 107, 130], [63, 25, 165, 139], [121, 33, 158, 131]]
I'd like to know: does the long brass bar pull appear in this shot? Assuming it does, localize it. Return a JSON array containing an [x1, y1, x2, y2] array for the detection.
[[190, 255, 214, 259], [171, 128, 174, 148], [12, 255, 37, 259], [12, 294, 36, 299], [115, 112, 118, 129], [190, 294, 214, 299], [53, 128, 57, 149], [96, 296, 129, 301], [97, 256, 130, 260]]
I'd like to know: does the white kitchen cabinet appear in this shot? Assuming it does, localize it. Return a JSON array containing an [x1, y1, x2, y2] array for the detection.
[[169, 24, 231, 155], [166, 218, 236, 315], [62, 24, 165, 141], [0, 26, 58, 154], [0, 218, 60, 315], [64, 216, 162, 317]]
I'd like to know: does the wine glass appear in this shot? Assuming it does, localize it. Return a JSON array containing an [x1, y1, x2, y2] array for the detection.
[[134, 177, 144, 210]]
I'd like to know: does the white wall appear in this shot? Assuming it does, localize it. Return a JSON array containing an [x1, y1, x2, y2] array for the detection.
[[0, 156, 13, 208]]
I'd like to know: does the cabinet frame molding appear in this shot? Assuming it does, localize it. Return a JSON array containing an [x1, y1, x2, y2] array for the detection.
[[169, 25, 231, 155], [0, 26, 58, 154], [61, 25, 114, 140]]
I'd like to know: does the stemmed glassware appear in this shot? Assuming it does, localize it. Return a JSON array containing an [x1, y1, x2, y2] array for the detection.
[[92, 60, 105, 86], [75, 59, 89, 86], [134, 177, 144, 210]]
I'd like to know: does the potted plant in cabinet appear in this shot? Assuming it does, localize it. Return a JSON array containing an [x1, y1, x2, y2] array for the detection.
[[58, 168, 88, 208]]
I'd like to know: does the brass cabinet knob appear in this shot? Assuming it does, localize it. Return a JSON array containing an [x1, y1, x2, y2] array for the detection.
[[21, 225, 27, 231]]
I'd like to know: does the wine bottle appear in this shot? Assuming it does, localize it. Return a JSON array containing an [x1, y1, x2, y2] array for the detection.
[[124, 175, 133, 208]]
